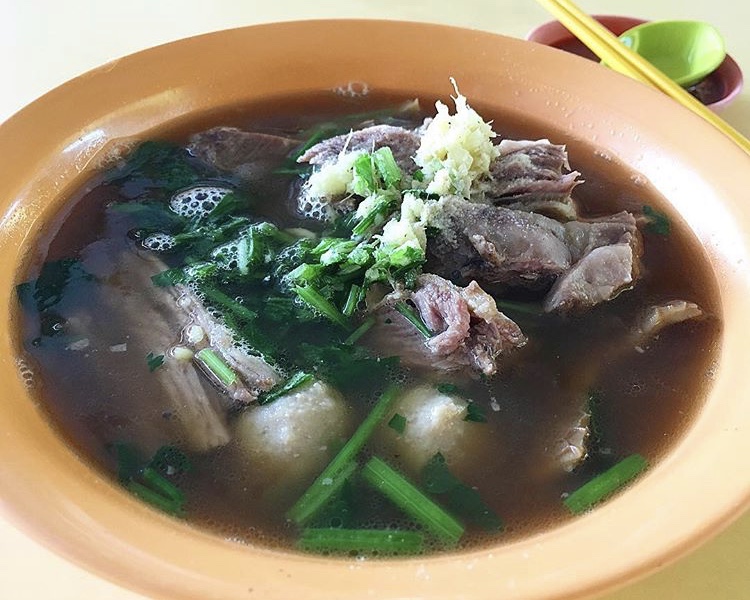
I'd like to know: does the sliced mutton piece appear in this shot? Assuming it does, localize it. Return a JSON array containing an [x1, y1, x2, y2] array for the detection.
[[424, 196, 641, 312], [363, 274, 526, 377], [475, 139, 582, 220], [187, 126, 299, 181], [297, 124, 421, 173]]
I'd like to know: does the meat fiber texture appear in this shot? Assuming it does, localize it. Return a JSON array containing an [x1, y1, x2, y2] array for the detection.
[[364, 274, 526, 377], [425, 196, 641, 312]]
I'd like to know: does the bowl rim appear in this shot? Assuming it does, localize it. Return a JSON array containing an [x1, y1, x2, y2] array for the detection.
[[1, 18, 750, 600]]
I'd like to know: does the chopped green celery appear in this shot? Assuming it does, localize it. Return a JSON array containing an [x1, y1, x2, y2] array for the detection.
[[564, 454, 649, 514], [343, 316, 376, 345], [127, 480, 184, 516], [436, 383, 460, 395], [142, 467, 184, 502], [381, 244, 424, 268], [320, 240, 358, 266], [293, 285, 351, 330], [372, 147, 403, 188], [351, 153, 377, 197], [287, 385, 401, 525], [287, 460, 358, 527], [388, 413, 407, 434], [464, 403, 487, 423], [394, 301, 433, 338], [297, 528, 424, 555], [285, 263, 326, 286], [643, 205, 671, 236], [151, 267, 187, 287], [146, 352, 165, 372], [362, 456, 465, 545], [351, 193, 398, 238], [257, 371, 315, 405], [149, 445, 192, 474], [421, 453, 502, 531], [342, 284, 362, 317], [494, 299, 544, 316], [201, 286, 257, 322], [195, 348, 237, 386], [345, 242, 376, 266], [236, 236, 251, 275], [111, 442, 143, 484]]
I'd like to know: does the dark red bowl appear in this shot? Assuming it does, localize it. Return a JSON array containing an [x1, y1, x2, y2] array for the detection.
[[526, 15, 743, 111]]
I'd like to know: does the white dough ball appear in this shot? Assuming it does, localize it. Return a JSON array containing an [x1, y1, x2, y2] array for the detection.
[[375, 384, 493, 478], [232, 380, 352, 493]]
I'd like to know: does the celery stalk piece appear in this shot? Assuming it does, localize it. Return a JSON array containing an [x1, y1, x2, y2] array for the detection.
[[564, 454, 648, 514], [287, 385, 401, 525], [298, 528, 424, 555], [362, 456, 464, 545]]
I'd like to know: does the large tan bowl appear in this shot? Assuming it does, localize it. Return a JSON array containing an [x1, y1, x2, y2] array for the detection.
[[1, 20, 749, 600]]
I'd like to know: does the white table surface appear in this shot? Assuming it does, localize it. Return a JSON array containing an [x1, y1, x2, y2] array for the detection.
[[2, 1, 749, 598]]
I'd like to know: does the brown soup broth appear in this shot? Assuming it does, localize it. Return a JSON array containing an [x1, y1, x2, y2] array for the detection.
[[16, 91, 721, 553]]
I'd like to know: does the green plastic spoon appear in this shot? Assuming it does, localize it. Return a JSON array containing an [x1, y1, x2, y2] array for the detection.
[[617, 20, 726, 87]]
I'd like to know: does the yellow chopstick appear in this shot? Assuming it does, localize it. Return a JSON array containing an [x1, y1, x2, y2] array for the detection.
[[535, 0, 750, 156]]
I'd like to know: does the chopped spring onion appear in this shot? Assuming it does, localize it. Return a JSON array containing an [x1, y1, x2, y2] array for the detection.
[[362, 456, 465, 545], [297, 528, 424, 555], [343, 316, 376, 345], [293, 285, 351, 330], [287, 385, 401, 525], [257, 371, 314, 405], [395, 301, 433, 338], [195, 348, 237, 387], [564, 454, 649, 514], [387, 413, 407, 434]]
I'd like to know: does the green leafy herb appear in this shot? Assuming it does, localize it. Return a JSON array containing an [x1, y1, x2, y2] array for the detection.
[[464, 403, 487, 423], [564, 454, 649, 514], [436, 383, 460, 395], [387, 413, 407, 434], [642, 205, 671, 236], [297, 528, 424, 556], [421, 453, 502, 532], [146, 352, 165, 372], [149, 445, 192, 474], [258, 371, 315, 405], [110, 443, 189, 517], [16, 259, 92, 313], [362, 455, 465, 545]]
